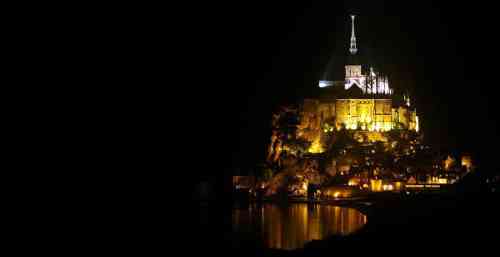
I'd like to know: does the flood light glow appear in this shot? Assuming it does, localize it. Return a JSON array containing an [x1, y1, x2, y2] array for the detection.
[[319, 80, 334, 88]]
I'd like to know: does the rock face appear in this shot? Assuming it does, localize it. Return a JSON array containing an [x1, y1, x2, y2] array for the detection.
[[266, 106, 300, 163], [296, 100, 323, 153], [268, 93, 417, 160], [264, 157, 321, 197], [262, 83, 427, 197]]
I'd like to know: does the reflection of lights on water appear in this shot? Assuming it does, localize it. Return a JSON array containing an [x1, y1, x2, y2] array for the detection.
[[233, 204, 367, 250]]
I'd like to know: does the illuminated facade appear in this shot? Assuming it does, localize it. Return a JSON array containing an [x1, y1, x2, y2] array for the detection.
[[335, 99, 393, 131], [444, 155, 455, 171], [300, 15, 419, 151], [461, 155, 473, 172], [344, 65, 392, 95]]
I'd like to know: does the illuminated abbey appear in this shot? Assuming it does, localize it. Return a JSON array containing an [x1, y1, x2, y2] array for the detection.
[[297, 15, 419, 153], [228, 14, 475, 201]]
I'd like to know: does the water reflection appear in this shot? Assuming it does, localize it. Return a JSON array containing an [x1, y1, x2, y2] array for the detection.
[[232, 203, 367, 250]]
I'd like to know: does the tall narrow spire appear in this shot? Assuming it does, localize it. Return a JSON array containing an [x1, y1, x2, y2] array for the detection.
[[349, 15, 357, 55]]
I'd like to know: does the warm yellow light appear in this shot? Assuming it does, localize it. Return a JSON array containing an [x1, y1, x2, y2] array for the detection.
[[394, 182, 403, 191], [444, 155, 455, 171], [308, 137, 324, 153], [333, 192, 340, 198], [415, 116, 419, 132], [383, 123, 391, 131], [438, 178, 447, 184], [370, 179, 383, 192], [461, 155, 472, 171], [382, 184, 394, 191], [348, 178, 360, 186]]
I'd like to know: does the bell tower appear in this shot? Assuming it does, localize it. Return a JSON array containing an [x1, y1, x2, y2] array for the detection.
[[349, 14, 357, 55]]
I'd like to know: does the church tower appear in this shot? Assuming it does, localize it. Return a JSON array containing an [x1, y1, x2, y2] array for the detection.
[[349, 14, 357, 55], [345, 15, 364, 90]]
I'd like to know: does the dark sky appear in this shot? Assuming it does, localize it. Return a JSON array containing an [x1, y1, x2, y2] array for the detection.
[[181, 1, 500, 176]]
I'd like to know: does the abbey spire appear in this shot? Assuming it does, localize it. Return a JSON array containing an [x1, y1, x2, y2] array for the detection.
[[349, 14, 357, 55]]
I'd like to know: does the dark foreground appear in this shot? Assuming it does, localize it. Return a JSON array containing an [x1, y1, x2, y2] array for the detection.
[[190, 173, 499, 256]]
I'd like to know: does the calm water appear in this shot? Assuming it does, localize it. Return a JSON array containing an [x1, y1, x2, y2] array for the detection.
[[232, 203, 367, 250]]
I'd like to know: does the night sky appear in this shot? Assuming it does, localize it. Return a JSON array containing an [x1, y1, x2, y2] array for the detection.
[[182, 1, 500, 178]]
